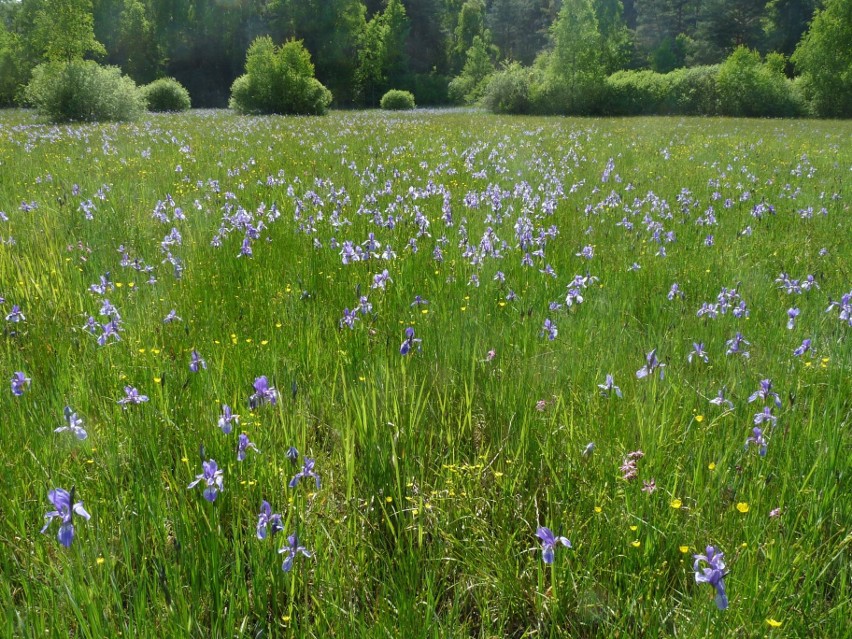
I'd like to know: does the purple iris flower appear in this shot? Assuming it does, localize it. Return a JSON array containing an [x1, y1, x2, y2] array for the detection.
[[289, 457, 321, 489], [5, 304, 25, 322], [82, 316, 98, 334], [746, 427, 768, 456], [279, 533, 312, 572], [411, 296, 429, 307], [793, 338, 811, 356], [117, 385, 148, 408], [688, 342, 709, 364], [286, 446, 299, 463], [257, 500, 284, 540], [357, 296, 372, 315], [786, 308, 800, 330], [693, 546, 728, 610], [668, 283, 684, 300], [536, 526, 571, 564], [748, 379, 782, 408], [636, 349, 665, 380], [400, 327, 422, 355], [11, 371, 31, 396], [218, 405, 239, 434], [710, 389, 734, 411], [41, 488, 90, 548], [541, 318, 557, 341], [189, 350, 206, 372], [237, 433, 259, 461], [753, 406, 777, 428], [371, 269, 392, 290], [598, 374, 622, 398], [725, 333, 750, 358], [249, 376, 278, 408], [97, 319, 122, 346], [163, 309, 182, 323], [576, 245, 594, 259], [582, 442, 595, 457], [187, 459, 224, 502], [89, 274, 112, 295], [339, 307, 359, 329], [55, 406, 87, 440]]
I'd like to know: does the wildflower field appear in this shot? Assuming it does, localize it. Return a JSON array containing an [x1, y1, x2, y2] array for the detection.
[[1, 109, 850, 637]]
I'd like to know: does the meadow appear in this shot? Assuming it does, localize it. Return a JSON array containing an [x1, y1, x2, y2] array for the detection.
[[0, 108, 850, 638]]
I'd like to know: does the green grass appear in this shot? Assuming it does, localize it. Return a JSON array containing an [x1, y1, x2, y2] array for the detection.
[[1, 108, 850, 638]]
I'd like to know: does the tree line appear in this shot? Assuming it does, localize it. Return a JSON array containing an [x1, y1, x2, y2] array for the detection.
[[0, 0, 849, 116]]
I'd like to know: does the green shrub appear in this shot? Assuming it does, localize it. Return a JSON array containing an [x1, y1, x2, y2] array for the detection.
[[229, 37, 332, 116], [603, 70, 669, 115], [142, 77, 191, 112], [666, 65, 720, 115], [481, 62, 534, 114], [602, 66, 720, 116], [717, 47, 802, 117], [24, 60, 145, 122], [380, 89, 415, 110]]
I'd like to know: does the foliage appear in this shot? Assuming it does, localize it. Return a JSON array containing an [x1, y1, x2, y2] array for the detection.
[[717, 46, 803, 117], [32, 0, 106, 62], [229, 37, 332, 116], [142, 77, 191, 112], [791, 0, 852, 118], [410, 72, 449, 106], [448, 35, 496, 105], [0, 21, 26, 106], [23, 59, 145, 121], [354, 10, 388, 106], [115, 0, 161, 84], [480, 60, 535, 114], [451, 0, 487, 72], [692, 0, 770, 64], [268, 0, 365, 104], [354, 0, 410, 107], [602, 65, 719, 115], [543, 0, 605, 114], [594, 0, 631, 73], [379, 88, 415, 110]]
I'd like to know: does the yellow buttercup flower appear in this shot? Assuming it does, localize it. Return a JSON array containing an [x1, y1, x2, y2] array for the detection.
[[736, 502, 750, 513], [679, 545, 690, 553], [670, 498, 683, 509], [766, 619, 782, 628]]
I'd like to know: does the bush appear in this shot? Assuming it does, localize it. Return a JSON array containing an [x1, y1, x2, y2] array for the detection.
[[666, 65, 720, 115], [24, 60, 145, 122], [602, 66, 720, 116], [229, 37, 332, 116], [717, 47, 802, 117], [380, 89, 415, 110], [481, 62, 534, 114], [602, 70, 669, 115], [142, 77, 191, 112]]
